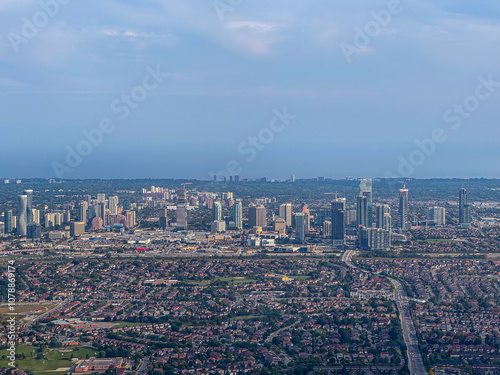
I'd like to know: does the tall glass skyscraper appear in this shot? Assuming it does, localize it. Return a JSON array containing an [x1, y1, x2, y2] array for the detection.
[[4, 210, 12, 234], [78, 202, 87, 223], [17, 194, 28, 236], [356, 195, 368, 227], [375, 204, 391, 229], [331, 197, 346, 249], [398, 185, 409, 229], [359, 179, 373, 226], [233, 200, 243, 230], [459, 188, 471, 229], [213, 201, 223, 221], [295, 212, 306, 243], [24, 189, 33, 223]]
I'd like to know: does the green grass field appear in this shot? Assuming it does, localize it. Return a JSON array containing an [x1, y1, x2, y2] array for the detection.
[[0, 303, 59, 321], [0, 345, 98, 373], [112, 321, 150, 328]]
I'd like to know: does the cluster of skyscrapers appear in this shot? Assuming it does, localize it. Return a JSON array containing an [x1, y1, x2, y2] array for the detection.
[[0, 182, 474, 247], [0, 190, 137, 240]]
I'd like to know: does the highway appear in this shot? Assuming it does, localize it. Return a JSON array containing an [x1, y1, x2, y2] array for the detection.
[[342, 249, 427, 375]]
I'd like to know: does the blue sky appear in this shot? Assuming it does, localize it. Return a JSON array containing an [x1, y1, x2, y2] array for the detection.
[[0, 0, 499, 179]]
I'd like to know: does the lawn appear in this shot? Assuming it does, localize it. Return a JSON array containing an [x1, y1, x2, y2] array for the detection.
[[0, 303, 58, 316], [0, 345, 98, 373], [112, 321, 150, 328]]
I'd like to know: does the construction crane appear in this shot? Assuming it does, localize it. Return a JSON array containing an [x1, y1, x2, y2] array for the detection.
[[398, 181, 407, 189], [180, 182, 193, 189]]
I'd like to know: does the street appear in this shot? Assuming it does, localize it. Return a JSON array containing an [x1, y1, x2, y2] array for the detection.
[[342, 249, 427, 375]]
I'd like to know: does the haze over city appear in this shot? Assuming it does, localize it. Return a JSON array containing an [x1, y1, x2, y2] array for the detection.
[[1, 0, 500, 179]]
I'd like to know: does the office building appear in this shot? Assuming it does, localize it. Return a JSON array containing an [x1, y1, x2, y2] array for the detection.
[[459, 188, 471, 229], [331, 197, 346, 248], [383, 213, 392, 232], [64, 210, 71, 223], [109, 196, 119, 215], [428, 206, 446, 226], [125, 211, 136, 228], [159, 216, 168, 230], [375, 204, 391, 229], [233, 200, 243, 230], [17, 194, 28, 236], [359, 179, 373, 225], [96, 202, 106, 219], [32, 209, 40, 225], [159, 209, 168, 230], [211, 220, 226, 233], [70, 222, 86, 237], [273, 218, 286, 237], [78, 202, 87, 223], [249, 204, 266, 228], [4, 210, 12, 234], [301, 205, 311, 233], [213, 201, 223, 221], [356, 195, 368, 227], [399, 184, 409, 229], [323, 220, 332, 237], [295, 212, 306, 243], [279, 203, 292, 227], [27, 223, 41, 240], [346, 209, 357, 227]]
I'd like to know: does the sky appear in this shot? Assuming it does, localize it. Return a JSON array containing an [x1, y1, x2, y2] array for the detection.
[[0, 0, 499, 180]]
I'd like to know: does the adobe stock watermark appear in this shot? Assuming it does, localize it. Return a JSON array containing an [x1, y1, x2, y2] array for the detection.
[[340, 0, 405, 63], [7, 0, 71, 54], [51, 65, 169, 178], [5, 259, 17, 368], [213, 0, 243, 22], [385, 74, 500, 179], [210, 107, 297, 181]]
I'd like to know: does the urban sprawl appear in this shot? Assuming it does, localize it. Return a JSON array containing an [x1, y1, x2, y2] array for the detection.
[[0, 177, 499, 375]]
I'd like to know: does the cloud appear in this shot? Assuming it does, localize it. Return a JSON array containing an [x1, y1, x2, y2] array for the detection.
[[225, 21, 279, 33]]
